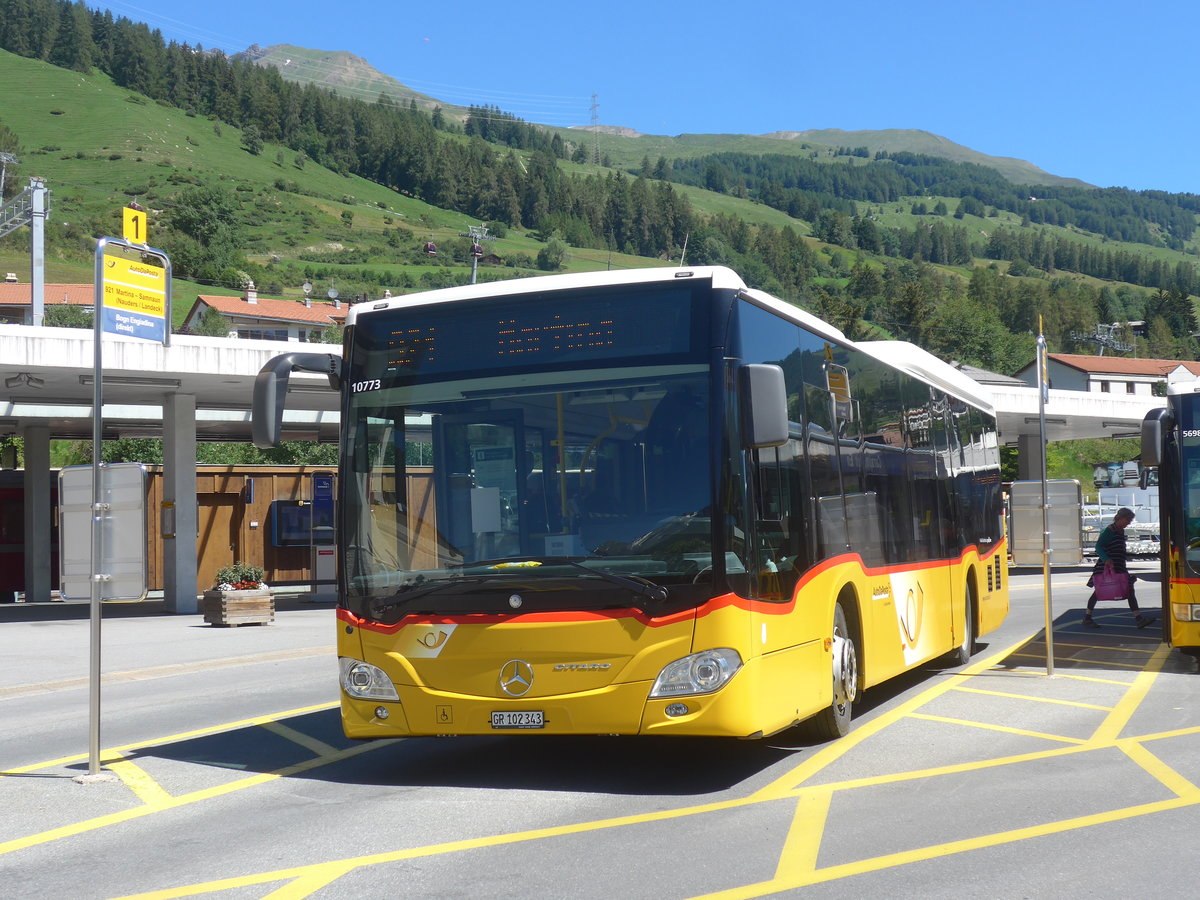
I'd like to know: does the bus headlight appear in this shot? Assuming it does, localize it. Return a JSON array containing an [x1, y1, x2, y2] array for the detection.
[[339, 657, 400, 700], [649, 649, 742, 698], [1172, 604, 1200, 622]]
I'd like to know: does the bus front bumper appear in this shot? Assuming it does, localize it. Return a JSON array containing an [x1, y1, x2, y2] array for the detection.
[[341, 652, 819, 739]]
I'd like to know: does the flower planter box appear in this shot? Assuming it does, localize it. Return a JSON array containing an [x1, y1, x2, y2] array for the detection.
[[202, 589, 274, 627]]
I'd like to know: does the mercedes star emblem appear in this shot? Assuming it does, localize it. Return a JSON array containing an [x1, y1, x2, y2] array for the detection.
[[498, 659, 534, 697]]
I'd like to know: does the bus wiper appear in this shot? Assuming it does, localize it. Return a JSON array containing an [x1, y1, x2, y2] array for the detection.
[[463, 556, 668, 602], [565, 558, 669, 602], [370, 576, 486, 615]]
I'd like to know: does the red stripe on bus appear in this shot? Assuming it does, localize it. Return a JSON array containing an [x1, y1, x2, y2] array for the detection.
[[338, 541, 1003, 633]]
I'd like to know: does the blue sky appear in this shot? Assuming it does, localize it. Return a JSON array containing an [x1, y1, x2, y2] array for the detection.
[[98, 0, 1200, 194]]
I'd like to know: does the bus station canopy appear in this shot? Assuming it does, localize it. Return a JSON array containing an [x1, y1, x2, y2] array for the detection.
[[0, 323, 1164, 446]]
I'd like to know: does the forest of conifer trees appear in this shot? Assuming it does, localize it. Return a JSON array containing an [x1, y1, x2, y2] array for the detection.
[[1, 0, 1198, 375]]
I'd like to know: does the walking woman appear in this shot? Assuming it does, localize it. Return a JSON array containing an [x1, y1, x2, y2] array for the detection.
[[1083, 507, 1157, 629]]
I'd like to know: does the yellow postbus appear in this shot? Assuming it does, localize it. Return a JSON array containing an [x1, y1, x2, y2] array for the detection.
[[1141, 393, 1200, 657], [253, 266, 1008, 740]]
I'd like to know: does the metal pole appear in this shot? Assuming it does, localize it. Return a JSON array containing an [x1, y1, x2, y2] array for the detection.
[[88, 239, 106, 776], [77, 234, 167, 781], [1037, 328, 1055, 676], [30, 178, 46, 327]]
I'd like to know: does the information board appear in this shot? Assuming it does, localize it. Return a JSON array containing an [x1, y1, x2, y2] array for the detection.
[[1009, 479, 1083, 567], [101, 254, 167, 342], [58, 463, 148, 602]]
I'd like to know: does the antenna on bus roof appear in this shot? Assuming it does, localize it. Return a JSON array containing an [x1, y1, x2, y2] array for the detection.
[[678, 232, 689, 267]]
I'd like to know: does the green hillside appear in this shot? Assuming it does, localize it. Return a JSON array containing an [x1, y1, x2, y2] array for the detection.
[[0, 49, 671, 324], [4, 8, 1198, 479], [3, 14, 1199, 380]]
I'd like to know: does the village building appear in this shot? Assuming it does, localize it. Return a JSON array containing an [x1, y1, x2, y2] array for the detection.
[[1, 279, 345, 341], [180, 283, 344, 342], [0, 280, 94, 324], [1014, 353, 1200, 397]]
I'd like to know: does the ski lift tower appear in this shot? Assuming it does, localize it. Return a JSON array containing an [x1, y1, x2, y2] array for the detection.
[[0, 172, 50, 326], [1069, 323, 1134, 357], [461, 224, 493, 285]]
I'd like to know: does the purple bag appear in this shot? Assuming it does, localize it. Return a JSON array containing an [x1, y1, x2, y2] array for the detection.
[[1093, 570, 1130, 601]]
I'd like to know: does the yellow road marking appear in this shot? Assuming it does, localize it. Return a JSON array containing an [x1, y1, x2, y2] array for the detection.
[[1117, 740, 1200, 798], [907, 713, 1088, 745], [260, 865, 358, 900], [772, 788, 833, 881], [0, 705, 372, 858], [1123, 723, 1200, 744], [811, 745, 1082, 792], [1090, 643, 1169, 743], [260, 721, 340, 757], [1053, 672, 1136, 686], [750, 635, 1034, 800], [106, 758, 174, 809], [5, 621, 1187, 899], [0, 739, 393, 856], [1051, 640, 1158, 655], [0, 701, 338, 777], [110, 796, 765, 900], [950, 685, 1113, 711], [1008, 651, 1148, 670], [697, 797, 1196, 898], [115, 738, 1193, 900]]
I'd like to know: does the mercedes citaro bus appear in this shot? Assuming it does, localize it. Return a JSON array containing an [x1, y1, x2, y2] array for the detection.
[[1141, 390, 1200, 657], [252, 266, 1008, 740]]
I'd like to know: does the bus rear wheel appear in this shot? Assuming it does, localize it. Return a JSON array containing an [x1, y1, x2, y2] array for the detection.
[[807, 603, 857, 740]]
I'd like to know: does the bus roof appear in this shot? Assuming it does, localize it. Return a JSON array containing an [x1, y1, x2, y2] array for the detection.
[[1167, 381, 1200, 397], [738, 288, 994, 414], [343, 267, 991, 413], [343, 266, 751, 326], [856, 340, 996, 415]]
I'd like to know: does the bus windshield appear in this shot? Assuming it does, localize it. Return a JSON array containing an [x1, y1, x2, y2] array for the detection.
[[341, 284, 719, 621], [1176, 394, 1200, 574]]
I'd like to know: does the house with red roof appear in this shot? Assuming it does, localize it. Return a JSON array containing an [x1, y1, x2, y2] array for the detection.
[[2, 279, 348, 341], [1014, 353, 1200, 396], [181, 284, 345, 342], [0, 280, 96, 324]]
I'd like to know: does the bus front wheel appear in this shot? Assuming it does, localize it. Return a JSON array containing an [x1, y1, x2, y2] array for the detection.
[[807, 603, 857, 740]]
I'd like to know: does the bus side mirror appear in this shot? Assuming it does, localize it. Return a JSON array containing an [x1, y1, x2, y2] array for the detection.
[[740, 363, 788, 449], [1138, 468, 1155, 491], [252, 352, 343, 449], [1140, 406, 1173, 468]]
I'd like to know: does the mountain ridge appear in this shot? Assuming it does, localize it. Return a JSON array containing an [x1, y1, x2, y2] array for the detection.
[[759, 128, 1091, 189], [237, 43, 462, 116], [242, 43, 1088, 190]]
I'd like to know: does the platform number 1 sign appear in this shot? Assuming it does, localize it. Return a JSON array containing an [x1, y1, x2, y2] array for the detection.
[[122, 206, 147, 245]]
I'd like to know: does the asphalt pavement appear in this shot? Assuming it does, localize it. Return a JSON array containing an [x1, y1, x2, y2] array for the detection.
[[0, 589, 335, 697], [4, 562, 1200, 899]]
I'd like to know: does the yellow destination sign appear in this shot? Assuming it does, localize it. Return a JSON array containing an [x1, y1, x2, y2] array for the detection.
[[826, 364, 852, 402], [102, 255, 166, 322], [122, 207, 148, 245]]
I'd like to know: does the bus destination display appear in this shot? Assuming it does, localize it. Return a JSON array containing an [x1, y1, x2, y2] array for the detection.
[[376, 287, 698, 379]]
